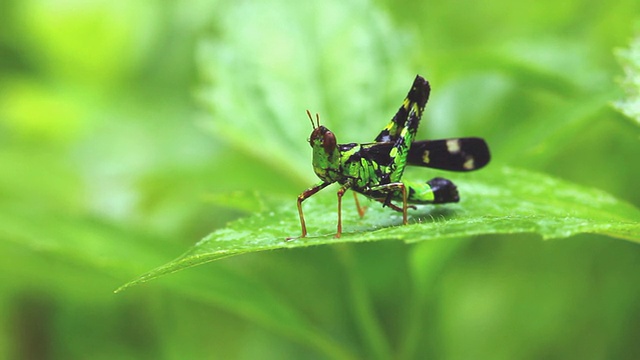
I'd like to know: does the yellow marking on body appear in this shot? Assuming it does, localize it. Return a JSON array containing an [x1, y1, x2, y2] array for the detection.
[[446, 139, 461, 153], [390, 147, 398, 157], [422, 150, 430, 164], [463, 157, 475, 170]]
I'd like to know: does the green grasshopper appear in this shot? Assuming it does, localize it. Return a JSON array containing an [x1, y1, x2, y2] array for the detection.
[[291, 75, 490, 239]]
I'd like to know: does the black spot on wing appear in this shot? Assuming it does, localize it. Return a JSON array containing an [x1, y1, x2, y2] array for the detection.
[[407, 137, 491, 172]]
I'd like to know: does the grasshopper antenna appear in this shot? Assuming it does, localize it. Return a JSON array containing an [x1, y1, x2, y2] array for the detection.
[[306, 110, 321, 129]]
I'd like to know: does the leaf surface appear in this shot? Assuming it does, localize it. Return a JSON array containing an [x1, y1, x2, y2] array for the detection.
[[118, 166, 640, 292]]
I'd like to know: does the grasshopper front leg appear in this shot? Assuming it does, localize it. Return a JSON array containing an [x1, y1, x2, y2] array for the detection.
[[288, 182, 332, 240]]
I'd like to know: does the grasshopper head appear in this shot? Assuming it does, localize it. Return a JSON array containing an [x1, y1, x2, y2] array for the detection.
[[306, 110, 337, 154], [306, 110, 340, 181]]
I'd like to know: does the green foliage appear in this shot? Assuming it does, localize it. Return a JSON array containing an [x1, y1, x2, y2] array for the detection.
[[615, 34, 640, 124], [119, 166, 640, 292], [2, 0, 640, 359]]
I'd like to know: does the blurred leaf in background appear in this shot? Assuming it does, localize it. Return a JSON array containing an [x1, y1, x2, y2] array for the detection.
[[1, 0, 640, 359], [615, 34, 640, 125]]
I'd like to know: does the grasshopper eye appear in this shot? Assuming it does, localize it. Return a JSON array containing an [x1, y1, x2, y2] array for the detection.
[[322, 130, 336, 153]]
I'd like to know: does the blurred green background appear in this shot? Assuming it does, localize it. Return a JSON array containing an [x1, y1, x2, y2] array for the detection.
[[1, 0, 640, 359]]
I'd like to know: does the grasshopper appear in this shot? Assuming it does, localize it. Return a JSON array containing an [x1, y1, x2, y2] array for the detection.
[[291, 75, 490, 239]]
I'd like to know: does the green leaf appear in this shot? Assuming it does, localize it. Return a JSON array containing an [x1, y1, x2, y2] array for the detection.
[[614, 33, 640, 125], [197, 0, 415, 186], [118, 166, 640, 292]]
